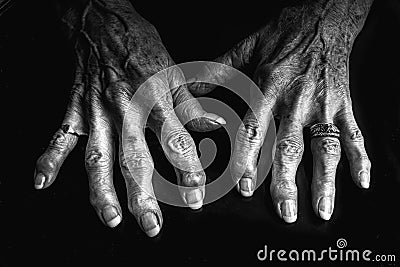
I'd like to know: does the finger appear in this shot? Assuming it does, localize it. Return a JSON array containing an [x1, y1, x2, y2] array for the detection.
[[167, 64, 225, 132], [86, 119, 121, 228], [187, 32, 260, 97], [120, 122, 162, 237], [172, 83, 226, 132], [34, 70, 86, 189], [84, 69, 122, 228], [129, 70, 206, 210], [105, 79, 163, 237], [311, 135, 341, 220], [270, 119, 303, 223], [153, 108, 206, 210], [337, 108, 371, 189], [231, 97, 274, 197]]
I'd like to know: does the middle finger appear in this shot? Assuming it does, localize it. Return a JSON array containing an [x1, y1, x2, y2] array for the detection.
[[270, 118, 304, 223]]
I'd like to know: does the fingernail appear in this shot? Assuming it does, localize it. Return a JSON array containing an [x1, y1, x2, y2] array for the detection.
[[141, 212, 160, 237], [102, 206, 121, 228], [239, 178, 253, 197], [214, 117, 226, 125], [281, 200, 297, 223], [359, 171, 370, 189], [205, 113, 226, 125], [318, 197, 332, 220], [34, 173, 45, 189], [185, 189, 203, 210]]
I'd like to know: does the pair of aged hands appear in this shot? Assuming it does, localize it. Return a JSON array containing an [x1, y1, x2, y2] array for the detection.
[[34, 0, 372, 237]]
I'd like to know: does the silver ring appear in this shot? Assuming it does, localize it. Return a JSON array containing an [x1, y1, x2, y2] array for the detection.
[[310, 123, 340, 139]]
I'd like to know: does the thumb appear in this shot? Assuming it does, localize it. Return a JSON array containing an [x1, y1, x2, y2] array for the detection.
[[173, 84, 226, 132], [188, 31, 260, 97]]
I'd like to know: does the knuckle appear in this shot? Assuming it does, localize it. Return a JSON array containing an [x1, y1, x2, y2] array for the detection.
[[121, 136, 153, 172], [122, 152, 154, 169], [180, 171, 205, 187], [271, 180, 297, 198], [128, 194, 158, 216], [314, 179, 335, 195], [128, 186, 153, 202], [167, 131, 195, 156], [348, 127, 364, 143], [85, 149, 111, 170], [125, 136, 147, 152], [316, 138, 341, 156], [48, 130, 68, 151], [276, 137, 304, 160], [242, 165, 257, 179], [236, 122, 263, 146], [121, 151, 154, 170]]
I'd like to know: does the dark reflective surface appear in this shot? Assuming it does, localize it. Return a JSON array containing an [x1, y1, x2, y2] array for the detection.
[[1, 0, 399, 265]]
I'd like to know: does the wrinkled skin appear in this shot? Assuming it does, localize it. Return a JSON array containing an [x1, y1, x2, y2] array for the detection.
[[189, 0, 373, 222], [34, 0, 374, 237], [33, 0, 226, 237]]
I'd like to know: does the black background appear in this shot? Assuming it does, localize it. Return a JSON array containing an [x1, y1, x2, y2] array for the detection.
[[1, 0, 399, 266]]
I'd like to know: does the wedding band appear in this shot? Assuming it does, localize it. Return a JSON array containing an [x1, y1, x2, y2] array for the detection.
[[310, 123, 340, 138]]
